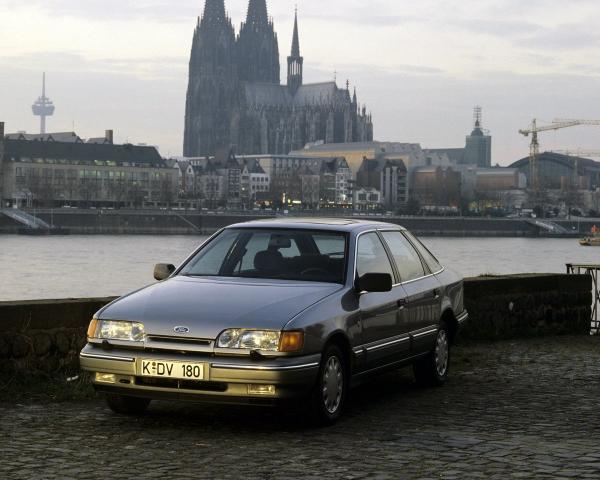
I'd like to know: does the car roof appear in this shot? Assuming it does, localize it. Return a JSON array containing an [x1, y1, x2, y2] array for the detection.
[[226, 218, 406, 233]]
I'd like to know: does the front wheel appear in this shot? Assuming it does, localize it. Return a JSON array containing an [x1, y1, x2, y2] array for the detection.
[[311, 345, 347, 425], [413, 322, 450, 387], [105, 394, 151, 415]]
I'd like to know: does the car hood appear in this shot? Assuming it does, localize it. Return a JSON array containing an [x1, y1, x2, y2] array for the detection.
[[98, 276, 342, 339]]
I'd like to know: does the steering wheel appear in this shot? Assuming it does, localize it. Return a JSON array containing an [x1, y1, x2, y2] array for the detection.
[[301, 267, 330, 277]]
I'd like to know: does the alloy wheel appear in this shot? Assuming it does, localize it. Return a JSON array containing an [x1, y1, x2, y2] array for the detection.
[[322, 356, 344, 414], [434, 329, 449, 377]]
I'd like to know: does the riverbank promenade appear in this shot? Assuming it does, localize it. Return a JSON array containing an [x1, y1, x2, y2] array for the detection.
[[2, 208, 599, 237]]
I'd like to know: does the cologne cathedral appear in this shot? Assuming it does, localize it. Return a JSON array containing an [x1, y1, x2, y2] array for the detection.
[[183, 0, 374, 157]]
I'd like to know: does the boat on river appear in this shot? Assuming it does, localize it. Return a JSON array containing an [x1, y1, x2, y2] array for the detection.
[[580, 226, 600, 246]]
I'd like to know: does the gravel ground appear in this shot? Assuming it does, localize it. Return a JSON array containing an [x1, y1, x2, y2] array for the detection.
[[1, 336, 599, 479]]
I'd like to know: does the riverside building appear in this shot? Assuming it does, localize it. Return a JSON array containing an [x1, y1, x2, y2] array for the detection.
[[179, 152, 352, 210], [0, 127, 178, 209]]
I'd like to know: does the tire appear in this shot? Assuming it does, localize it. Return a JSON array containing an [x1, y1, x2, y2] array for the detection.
[[413, 322, 450, 387], [105, 394, 151, 415], [311, 344, 348, 425]]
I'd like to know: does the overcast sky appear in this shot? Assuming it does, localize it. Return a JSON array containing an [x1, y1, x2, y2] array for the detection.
[[1, 0, 599, 164]]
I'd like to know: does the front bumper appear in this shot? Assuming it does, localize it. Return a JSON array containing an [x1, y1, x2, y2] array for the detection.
[[80, 344, 321, 405]]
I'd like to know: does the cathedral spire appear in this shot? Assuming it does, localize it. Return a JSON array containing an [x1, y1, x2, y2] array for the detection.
[[201, 0, 227, 26], [287, 8, 304, 95], [291, 7, 300, 58], [246, 0, 269, 26]]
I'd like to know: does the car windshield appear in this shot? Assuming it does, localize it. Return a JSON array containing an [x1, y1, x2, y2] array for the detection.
[[180, 229, 348, 284]]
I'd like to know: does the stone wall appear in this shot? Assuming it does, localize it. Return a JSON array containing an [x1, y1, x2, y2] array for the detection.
[[0, 274, 593, 375], [0, 298, 116, 375], [462, 274, 592, 341]]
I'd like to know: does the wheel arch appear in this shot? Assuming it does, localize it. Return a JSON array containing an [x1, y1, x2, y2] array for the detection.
[[324, 331, 354, 374], [441, 308, 458, 343]]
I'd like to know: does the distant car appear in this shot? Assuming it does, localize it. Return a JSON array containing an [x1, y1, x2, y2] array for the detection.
[[80, 219, 467, 423]]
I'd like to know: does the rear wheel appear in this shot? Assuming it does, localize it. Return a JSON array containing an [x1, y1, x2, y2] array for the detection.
[[311, 344, 347, 425], [413, 322, 450, 387], [105, 394, 151, 415]]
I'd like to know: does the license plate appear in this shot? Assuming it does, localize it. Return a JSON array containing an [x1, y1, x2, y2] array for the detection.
[[138, 360, 205, 381]]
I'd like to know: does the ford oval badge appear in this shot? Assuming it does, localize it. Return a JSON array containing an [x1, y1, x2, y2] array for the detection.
[[174, 326, 190, 334]]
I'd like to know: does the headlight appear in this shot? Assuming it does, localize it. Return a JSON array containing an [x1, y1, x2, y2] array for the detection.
[[88, 319, 145, 342], [217, 329, 280, 351], [216, 330, 304, 352]]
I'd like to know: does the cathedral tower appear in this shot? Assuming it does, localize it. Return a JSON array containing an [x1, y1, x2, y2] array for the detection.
[[237, 0, 280, 84], [183, 0, 238, 157], [287, 9, 303, 95], [183, 0, 374, 158]]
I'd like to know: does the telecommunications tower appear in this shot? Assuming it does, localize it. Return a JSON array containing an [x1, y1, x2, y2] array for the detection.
[[31, 73, 55, 134]]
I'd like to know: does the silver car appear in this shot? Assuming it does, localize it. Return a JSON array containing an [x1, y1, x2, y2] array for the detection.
[[80, 219, 467, 423]]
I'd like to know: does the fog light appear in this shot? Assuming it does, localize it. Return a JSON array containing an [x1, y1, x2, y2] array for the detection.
[[95, 373, 116, 384], [248, 384, 276, 396]]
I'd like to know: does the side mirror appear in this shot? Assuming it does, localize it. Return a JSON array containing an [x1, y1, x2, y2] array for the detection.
[[154, 263, 176, 281], [356, 273, 393, 294]]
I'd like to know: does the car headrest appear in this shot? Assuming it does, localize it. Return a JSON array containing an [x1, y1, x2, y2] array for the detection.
[[254, 250, 284, 271]]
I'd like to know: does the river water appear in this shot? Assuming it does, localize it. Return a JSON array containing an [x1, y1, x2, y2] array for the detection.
[[0, 235, 598, 301]]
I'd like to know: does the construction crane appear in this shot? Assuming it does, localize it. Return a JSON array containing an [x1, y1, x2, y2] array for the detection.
[[553, 118, 600, 126], [551, 149, 600, 158], [519, 119, 600, 191]]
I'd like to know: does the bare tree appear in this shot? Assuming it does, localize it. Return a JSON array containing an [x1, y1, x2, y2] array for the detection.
[[159, 176, 175, 207]]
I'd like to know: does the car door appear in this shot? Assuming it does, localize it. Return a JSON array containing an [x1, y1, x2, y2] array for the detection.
[[356, 232, 410, 369], [380, 231, 441, 354]]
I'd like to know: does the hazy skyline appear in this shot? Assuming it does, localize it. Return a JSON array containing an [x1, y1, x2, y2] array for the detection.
[[1, 0, 599, 164]]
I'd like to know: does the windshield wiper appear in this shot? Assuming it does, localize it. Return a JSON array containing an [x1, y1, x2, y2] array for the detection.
[[181, 273, 219, 277]]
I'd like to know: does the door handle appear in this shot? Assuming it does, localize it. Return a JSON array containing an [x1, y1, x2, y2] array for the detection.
[[397, 298, 407, 309], [433, 289, 440, 299]]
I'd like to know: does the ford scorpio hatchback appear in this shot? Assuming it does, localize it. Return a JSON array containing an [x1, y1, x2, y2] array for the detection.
[[80, 219, 467, 423]]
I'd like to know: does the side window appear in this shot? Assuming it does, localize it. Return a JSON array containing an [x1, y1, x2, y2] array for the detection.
[[356, 233, 395, 279], [381, 231, 426, 282], [404, 232, 443, 273]]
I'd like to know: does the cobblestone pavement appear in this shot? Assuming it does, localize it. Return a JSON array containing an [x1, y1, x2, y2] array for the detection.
[[1, 336, 600, 480]]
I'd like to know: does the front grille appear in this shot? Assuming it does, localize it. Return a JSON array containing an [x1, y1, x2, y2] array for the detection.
[[146, 335, 212, 346], [135, 377, 227, 392]]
